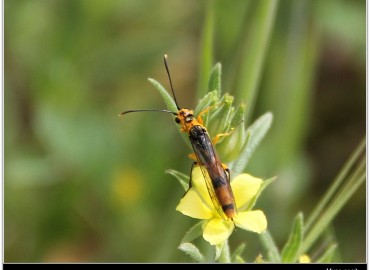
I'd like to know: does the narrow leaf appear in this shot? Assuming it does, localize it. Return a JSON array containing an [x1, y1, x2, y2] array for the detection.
[[230, 112, 273, 174], [165, 169, 190, 191], [281, 212, 304, 263], [208, 63, 222, 98], [218, 104, 246, 163], [259, 230, 281, 262], [301, 149, 365, 254], [316, 244, 337, 263], [178, 242, 206, 263], [198, 0, 215, 98], [231, 243, 246, 263], [194, 90, 218, 121], [148, 78, 191, 148], [180, 221, 204, 244], [234, 0, 279, 123], [208, 93, 234, 137], [147, 78, 177, 112], [305, 138, 366, 231], [234, 255, 245, 263], [244, 176, 276, 211]]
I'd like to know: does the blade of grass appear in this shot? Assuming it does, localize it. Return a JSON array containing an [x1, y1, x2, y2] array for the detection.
[[305, 137, 366, 231], [300, 154, 366, 254], [231, 243, 246, 263], [315, 244, 337, 263], [276, 1, 319, 164], [255, 0, 320, 173], [234, 0, 279, 123], [198, 0, 215, 98]]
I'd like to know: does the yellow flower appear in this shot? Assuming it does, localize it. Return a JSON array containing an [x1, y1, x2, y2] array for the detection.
[[299, 254, 311, 263], [176, 166, 267, 245]]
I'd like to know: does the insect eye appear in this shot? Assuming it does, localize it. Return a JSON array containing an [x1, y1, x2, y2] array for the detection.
[[175, 117, 180, 124]]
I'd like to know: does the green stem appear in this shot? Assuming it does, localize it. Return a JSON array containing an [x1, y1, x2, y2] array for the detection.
[[259, 230, 281, 262], [300, 155, 366, 254], [217, 240, 231, 263], [304, 137, 366, 231]]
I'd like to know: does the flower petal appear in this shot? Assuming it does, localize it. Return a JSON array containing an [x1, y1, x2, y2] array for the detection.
[[176, 188, 214, 219], [191, 165, 214, 208], [299, 255, 311, 263], [233, 210, 267, 233], [231, 174, 262, 209], [202, 218, 234, 245]]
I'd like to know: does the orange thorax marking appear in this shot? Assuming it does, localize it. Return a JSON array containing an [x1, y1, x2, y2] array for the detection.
[[177, 109, 203, 133]]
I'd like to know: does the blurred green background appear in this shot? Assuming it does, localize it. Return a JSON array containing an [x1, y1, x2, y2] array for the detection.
[[5, 0, 365, 263]]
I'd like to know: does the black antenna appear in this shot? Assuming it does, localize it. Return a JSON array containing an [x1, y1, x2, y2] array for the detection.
[[164, 54, 180, 110], [119, 109, 177, 117]]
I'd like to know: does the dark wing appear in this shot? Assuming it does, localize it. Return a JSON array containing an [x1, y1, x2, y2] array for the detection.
[[189, 126, 228, 220], [195, 164, 228, 220]]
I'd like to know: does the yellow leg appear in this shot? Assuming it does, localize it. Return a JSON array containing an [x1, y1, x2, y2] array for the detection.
[[196, 107, 210, 125], [196, 103, 221, 125], [212, 120, 244, 145], [188, 153, 197, 161], [212, 128, 235, 145]]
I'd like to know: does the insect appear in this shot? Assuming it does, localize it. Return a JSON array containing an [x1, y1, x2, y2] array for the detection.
[[120, 55, 237, 220]]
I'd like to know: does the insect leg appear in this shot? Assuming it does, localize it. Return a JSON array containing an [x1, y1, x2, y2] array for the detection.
[[212, 129, 235, 145], [180, 162, 198, 198], [196, 103, 222, 124], [212, 120, 244, 145], [188, 153, 197, 161]]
